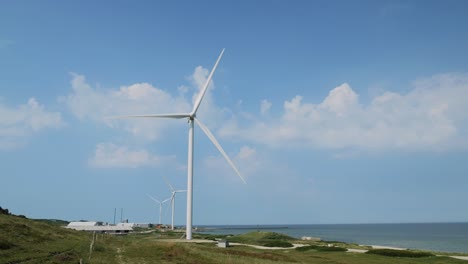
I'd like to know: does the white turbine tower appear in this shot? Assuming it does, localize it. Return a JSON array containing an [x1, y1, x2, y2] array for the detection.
[[116, 49, 246, 240], [147, 194, 170, 225], [165, 177, 186, 230]]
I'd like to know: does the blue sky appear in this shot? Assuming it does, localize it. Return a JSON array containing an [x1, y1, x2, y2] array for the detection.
[[1, 0, 468, 225]]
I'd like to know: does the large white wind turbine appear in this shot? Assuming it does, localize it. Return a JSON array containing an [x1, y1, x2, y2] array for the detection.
[[147, 194, 170, 225], [165, 177, 186, 230], [116, 49, 246, 240]]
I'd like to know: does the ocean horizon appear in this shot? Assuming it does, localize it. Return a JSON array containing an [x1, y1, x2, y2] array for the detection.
[[198, 222, 468, 254]]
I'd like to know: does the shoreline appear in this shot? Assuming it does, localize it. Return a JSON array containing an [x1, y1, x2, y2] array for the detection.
[[196, 224, 468, 255]]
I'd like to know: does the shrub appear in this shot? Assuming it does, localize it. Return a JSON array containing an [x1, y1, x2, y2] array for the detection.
[[296, 245, 316, 251], [0, 207, 10, 215], [193, 233, 230, 241], [0, 240, 15, 250], [262, 241, 293, 248], [366, 249, 434, 258], [296, 245, 347, 252], [262, 232, 294, 241], [316, 246, 347, 252]]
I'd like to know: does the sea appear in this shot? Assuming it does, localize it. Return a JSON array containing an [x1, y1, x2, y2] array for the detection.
[[198, 223, 468, 253]]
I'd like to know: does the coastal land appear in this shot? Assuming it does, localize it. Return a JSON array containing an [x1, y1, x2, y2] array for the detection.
[[1, 213, 468, 264]]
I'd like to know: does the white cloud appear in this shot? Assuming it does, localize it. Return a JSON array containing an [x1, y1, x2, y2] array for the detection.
[[319, 83, 359, 116], [89, 142, 176, 168], [219, 73, 468, 151], [64, 73, 191, 141], [187, 66, 225, 128], [63, 68, 229, 168], [203, 145, 261, 182], [260, 99, 272, 115], [0, 98, 63, 150], [64, 67, 224, 141]]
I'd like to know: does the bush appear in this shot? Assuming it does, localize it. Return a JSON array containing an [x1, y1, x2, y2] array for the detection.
[[296, 245, 347, 252], [0, 240, 16, 250], [198, 234, 229, 241], [366, 249, 434, 258], [262, 232, 294, 241], [316, 246, 347, 252], [296, 245, 315, 252], [262, 241, 293, 248], [0, 207, 10, 215]]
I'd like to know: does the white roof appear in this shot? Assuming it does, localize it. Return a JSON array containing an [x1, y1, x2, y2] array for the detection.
[[65, 226, 133, 231], [67, 221, 99, 227]]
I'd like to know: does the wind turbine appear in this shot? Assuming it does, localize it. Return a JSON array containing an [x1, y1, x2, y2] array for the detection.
[[147, 194, 170, 225], [164, 177, 186, 230], [115, 49, 246, 240]]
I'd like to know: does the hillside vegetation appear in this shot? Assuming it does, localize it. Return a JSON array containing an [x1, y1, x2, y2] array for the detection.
[[0, 213, 90, 263], [1, 211, 467, 264]]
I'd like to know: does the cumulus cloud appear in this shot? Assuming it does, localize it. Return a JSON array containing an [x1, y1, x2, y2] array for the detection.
[[204, 145, 261, 182], [64, 73, 191, 141], [219, 73, 468, 151], [89, 142, 176, 168], [319, 83, 359, 116], [187, 66, 225, 128], [66, 75, 182, 140], [64, 67, 224, 141], [0, 98, 63, 150]]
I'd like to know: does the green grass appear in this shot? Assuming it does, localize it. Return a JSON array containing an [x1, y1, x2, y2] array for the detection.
[[262, 241, 294, 248], [34, 218, 69, 227], [366, 248, 435, 258], [193, 233, 231, 241], [296, 245, 348, 252], [1, 213, 467, 264], [225, 231, 294, 246], [0, 213, 94, 263]]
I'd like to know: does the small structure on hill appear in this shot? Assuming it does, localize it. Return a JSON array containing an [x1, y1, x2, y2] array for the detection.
[[217, 240, 229, 248]]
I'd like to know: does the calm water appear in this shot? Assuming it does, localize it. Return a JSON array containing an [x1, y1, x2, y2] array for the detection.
[[198, 223, 468, 253]]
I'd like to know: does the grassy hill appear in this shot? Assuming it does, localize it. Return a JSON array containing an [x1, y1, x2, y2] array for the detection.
[[1, 211, 467, 264], [0, 213, 90, 263]]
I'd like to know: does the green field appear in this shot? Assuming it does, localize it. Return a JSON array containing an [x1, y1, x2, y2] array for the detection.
[[1, 213, 467, 264]]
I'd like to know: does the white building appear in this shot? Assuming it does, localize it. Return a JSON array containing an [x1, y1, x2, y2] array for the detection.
[[65, 221, 132, 233], [67, 221, 100, 227]]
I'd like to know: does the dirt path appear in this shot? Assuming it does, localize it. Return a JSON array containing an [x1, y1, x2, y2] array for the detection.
[[116, 247, 124, 264]]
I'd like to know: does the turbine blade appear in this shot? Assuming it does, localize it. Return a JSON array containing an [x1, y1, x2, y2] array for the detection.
[[162, 197, 171, 204], [175, 190, 187, 193], [194, 118, 246, 184], [191, 49, 225, 115], [164, 176, 175, 192], [107, 113, 190, 119], [147, 194, 160, 204]]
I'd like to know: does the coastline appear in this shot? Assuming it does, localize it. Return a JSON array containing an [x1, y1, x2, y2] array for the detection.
[[197, 223, 468, 254]]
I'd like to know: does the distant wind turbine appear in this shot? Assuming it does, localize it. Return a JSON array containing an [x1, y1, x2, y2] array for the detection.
[[164, 177, 186, 230], [114, 49, 246, 240], [147, 194, 170, 225]]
